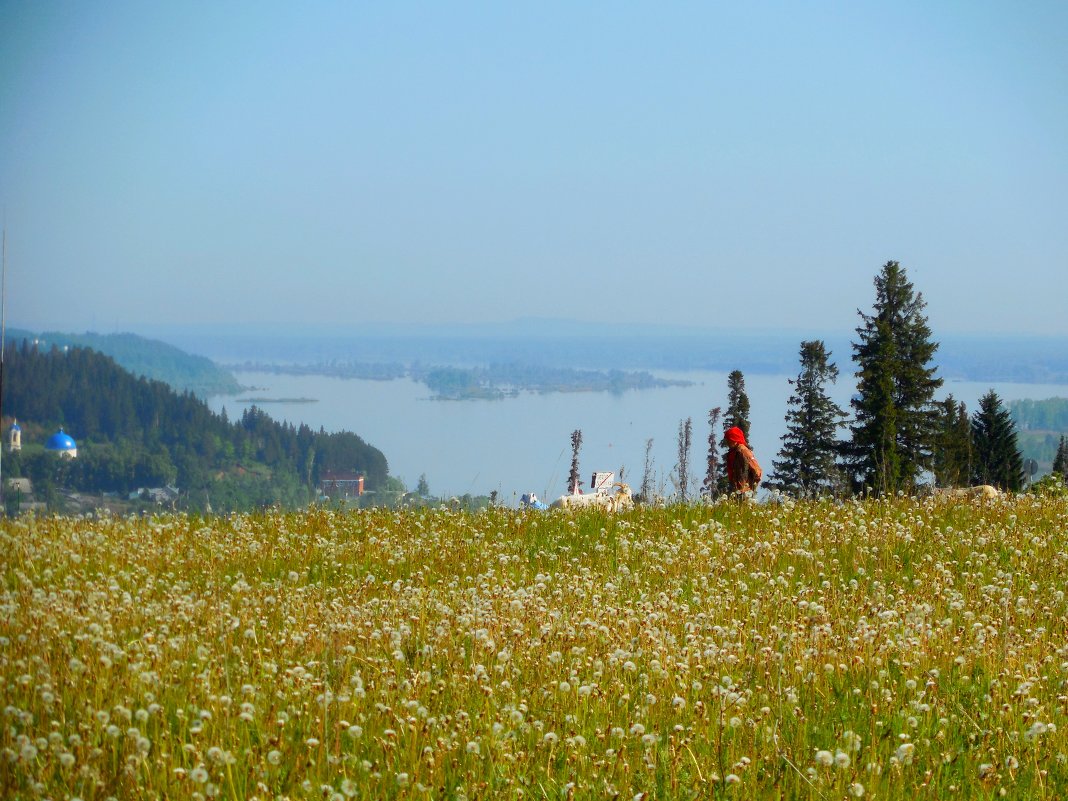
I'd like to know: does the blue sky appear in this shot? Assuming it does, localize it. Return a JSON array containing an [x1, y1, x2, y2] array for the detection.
[[2, 1, 1066, 336]]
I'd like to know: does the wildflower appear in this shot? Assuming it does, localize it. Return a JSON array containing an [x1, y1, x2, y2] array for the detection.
[[267, 750, 282, 766], [190, 766, 209, 784], [1025, 722, 1048, 740], [630, 723, 645, 736], [543, 732, 559, 745], [835, 751, 850, 769], [849, 783, 865, 797], [466, 741, 480, 755], [725, 774, 741, 784], [842, 730, 862, 752], [1005, 756, 1019, 770], [815, 750, 834, 766], [895, 743, 915, 765]]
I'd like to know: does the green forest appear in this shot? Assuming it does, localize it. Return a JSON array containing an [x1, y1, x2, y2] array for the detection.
[[5, 328, 242, 396], [2, 340, 387, 513], [1010, 397, 1068, 471]]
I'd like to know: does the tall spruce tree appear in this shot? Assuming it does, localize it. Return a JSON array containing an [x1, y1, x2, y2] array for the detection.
[[971, 390, 1023, 491], [850, 261, 943, 495], [724, 370, 751, 440], [932, 396, 972, 488], [720, 371, 752, 495], [1053, 435, 1068, 481], [702, 407, 722, 498], [769, 341, 848, 498]]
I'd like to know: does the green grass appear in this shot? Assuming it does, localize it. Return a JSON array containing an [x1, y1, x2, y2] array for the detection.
[[1, 496, 1066, 799]]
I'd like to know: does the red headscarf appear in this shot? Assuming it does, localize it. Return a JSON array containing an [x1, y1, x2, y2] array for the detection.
[[725, 426, 746, 446]]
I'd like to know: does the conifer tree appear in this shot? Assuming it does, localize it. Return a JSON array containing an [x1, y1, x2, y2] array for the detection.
[[719, 371, 751, 494], [702, 407, 722, 498], [971, 390, 1023, 491], [849, 261, 943, 495], [724, 370, 751, 440], [932, 396, 972, 488], [1052, 435, 1068, 481], [769, 341, 847, 498]]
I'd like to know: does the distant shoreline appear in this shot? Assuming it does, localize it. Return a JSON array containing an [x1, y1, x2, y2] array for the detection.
[[234, 397, 319, 404]]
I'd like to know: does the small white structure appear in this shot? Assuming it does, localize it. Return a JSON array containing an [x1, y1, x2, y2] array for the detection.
[[551, 472, 633, 512], [7, 420, 20, 452], [45, 428, 78, 459], [933, 484, 1000, 501]]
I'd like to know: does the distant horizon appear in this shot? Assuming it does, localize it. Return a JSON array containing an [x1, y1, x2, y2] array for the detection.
[[10, 318, 1068, 343], [7, 320, 1068, 388]]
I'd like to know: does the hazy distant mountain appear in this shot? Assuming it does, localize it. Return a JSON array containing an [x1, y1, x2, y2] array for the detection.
[[3, 329, 242, 396], [143, 322, 1068, 385]]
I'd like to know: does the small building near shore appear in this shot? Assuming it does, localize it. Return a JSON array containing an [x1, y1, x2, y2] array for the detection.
[[319, 470, 365, 500]]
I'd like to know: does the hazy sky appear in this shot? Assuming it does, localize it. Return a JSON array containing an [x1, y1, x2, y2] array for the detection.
[[3, 1, 1066, 337]]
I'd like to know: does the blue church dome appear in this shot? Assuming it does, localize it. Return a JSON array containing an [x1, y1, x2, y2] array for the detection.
[[46, 429, 77, 452]]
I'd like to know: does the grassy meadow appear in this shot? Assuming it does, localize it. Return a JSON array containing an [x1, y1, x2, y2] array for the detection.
[[2, 496, 1066, 800]]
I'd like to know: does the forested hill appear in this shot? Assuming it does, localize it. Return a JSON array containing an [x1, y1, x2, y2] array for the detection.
[[4, 329, 242, 396], [2, 340, 388, 512]]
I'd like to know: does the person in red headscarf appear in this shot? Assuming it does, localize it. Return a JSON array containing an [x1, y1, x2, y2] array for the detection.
[[725, 426, 762, 495]]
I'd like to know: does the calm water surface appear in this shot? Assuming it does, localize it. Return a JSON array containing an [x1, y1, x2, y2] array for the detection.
[[208, 372, 1066, 503]]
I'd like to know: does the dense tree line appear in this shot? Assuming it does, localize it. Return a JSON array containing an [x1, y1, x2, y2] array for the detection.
[[5, 329, 242, 396], [764, 261, 1026, 498], [2, 341, 388, 511]]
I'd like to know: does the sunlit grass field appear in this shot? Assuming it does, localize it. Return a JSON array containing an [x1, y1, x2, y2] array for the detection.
[[2, 496, 1066, 800]]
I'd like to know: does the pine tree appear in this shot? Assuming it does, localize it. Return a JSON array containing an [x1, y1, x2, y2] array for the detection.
[[724, 370, 751, 440], [719, 371, 751, 494], [932, 396, 972, 488], [769, 341, 848, 498], [971, 390, 1024, 491], [568, 429, 583, 494], [1052, 435, 1068, 481], [702, 407, 722, 498], [849, 261, 943, 495]]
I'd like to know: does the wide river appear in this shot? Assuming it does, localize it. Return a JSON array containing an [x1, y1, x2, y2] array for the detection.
[[208, 372, 1066, 504]]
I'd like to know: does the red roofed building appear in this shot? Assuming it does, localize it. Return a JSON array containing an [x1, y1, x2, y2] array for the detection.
[[319, 471, 365, 499]]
